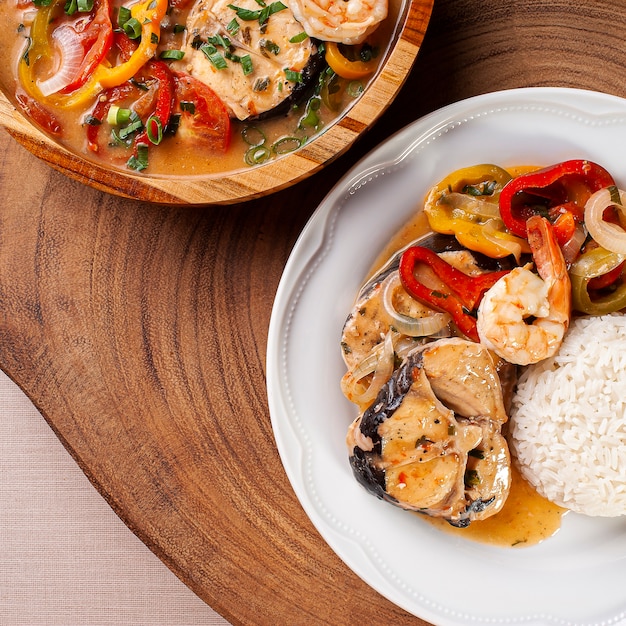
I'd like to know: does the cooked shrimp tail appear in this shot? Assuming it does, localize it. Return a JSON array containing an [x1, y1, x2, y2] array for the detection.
[[476, 216, 571, 365], [288, 0, 387, 44]]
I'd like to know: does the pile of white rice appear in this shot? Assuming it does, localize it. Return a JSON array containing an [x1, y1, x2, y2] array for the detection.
[[509, 314, 626, 517]]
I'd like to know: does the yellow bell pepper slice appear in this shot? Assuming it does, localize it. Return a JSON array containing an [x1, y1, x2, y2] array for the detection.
[[19, 0, 167, 110], [325, 42, 378, 80], [424, 164, 531, 260]]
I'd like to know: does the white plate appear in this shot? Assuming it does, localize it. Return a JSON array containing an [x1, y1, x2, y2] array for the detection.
[[266, 87, 626, 626]]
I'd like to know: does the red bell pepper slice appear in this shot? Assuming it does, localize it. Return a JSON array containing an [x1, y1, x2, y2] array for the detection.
[[499, 160, 616, 238], [398, 247, 509, 342], [130, 61, 175, 165]]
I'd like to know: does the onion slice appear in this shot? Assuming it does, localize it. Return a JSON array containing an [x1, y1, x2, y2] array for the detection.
[[441, 192, 501, 219], [584, 187, 626, 255], [560, 222, 587, 264], [481, 219, 524, 262], [382, 271, 451, 337], [341, 331, 396, 406], [38, 25, 84, 97]]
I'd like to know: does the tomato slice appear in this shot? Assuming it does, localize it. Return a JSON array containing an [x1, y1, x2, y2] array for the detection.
[[61, 0, 114, 94], [172, 72, 231, 153]]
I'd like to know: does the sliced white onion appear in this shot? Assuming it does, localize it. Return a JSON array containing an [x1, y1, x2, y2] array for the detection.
[[382, 271, 451, 337], [341, 330, 396, 406], [584, 187, 626, 255], [560, 222, 587, 264], [441, 192, 501, 219], [38, 25, 84, 97], [481, 218, 524, 262]]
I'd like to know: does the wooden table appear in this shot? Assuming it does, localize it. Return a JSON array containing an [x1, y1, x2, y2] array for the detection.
[[1, 1, 625, 624]]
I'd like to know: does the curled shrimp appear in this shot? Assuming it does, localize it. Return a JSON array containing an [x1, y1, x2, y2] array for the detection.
[[476, 216, 571, 366], [288, 0, 387, 44]]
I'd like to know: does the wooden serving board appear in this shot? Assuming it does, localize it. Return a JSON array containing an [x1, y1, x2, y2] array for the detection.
[[2, 1, 626, 624]]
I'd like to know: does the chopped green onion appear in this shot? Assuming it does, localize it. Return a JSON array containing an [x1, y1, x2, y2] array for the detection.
[[240, 54, 253, 75], [298, 96, 321, 129], [151, 32, 159, 45], [118, 5, 131, 27], [109, 129, 128, 146], [122, 17, 142, 39], [241, 126, 266, 147], [284, 68, 302, 83], [272, 136, 302, 154], [259, 39, 280, 56], [146, 115, 164, 145], [118, 114, 143, 140], [227, 4, 261, 20], [200, 44, 228, 69], [207, 34, 231, 48], [127, 144, 149, 171], [244, 145, 271, 166], [227, 1, 286, 23], [160, 49, 185, 60], [227, 18, 240, 35], [106, 105, 132, 126], [253, 77, 270, 92], [173, 23, 186, 34], [65, 0, 93, 15], [347, 80, 364, 98], [288, 31, 308, 43]]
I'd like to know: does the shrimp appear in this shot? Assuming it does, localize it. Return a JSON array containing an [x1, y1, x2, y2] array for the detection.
[[476, 216, 571, 366], [288, 0, 387, 44]]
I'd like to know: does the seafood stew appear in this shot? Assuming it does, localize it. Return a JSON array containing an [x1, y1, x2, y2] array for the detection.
[[341, 159, 626, 544], [0, 0, 398, 176]]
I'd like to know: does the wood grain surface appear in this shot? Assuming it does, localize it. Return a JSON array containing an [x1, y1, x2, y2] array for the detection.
[[2, 1, 626, 624]]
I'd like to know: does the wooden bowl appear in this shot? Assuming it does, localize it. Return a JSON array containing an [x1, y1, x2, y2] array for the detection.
[[0, 0, 433, 206]]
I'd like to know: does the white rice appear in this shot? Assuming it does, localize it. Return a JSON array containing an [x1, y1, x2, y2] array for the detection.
[[509, 314, 626, 517]]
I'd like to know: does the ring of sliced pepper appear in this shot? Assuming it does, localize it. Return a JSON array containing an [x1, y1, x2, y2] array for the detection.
[[423, 164, 531, 259], [498, 159, 616, 238], [398, 246, 509, 342]]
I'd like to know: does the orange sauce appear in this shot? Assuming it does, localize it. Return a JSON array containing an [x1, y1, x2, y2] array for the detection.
[[424, 465, 566, 547]]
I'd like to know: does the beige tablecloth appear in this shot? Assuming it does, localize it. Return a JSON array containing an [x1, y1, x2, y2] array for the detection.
[[0, 369, 231, 626]]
